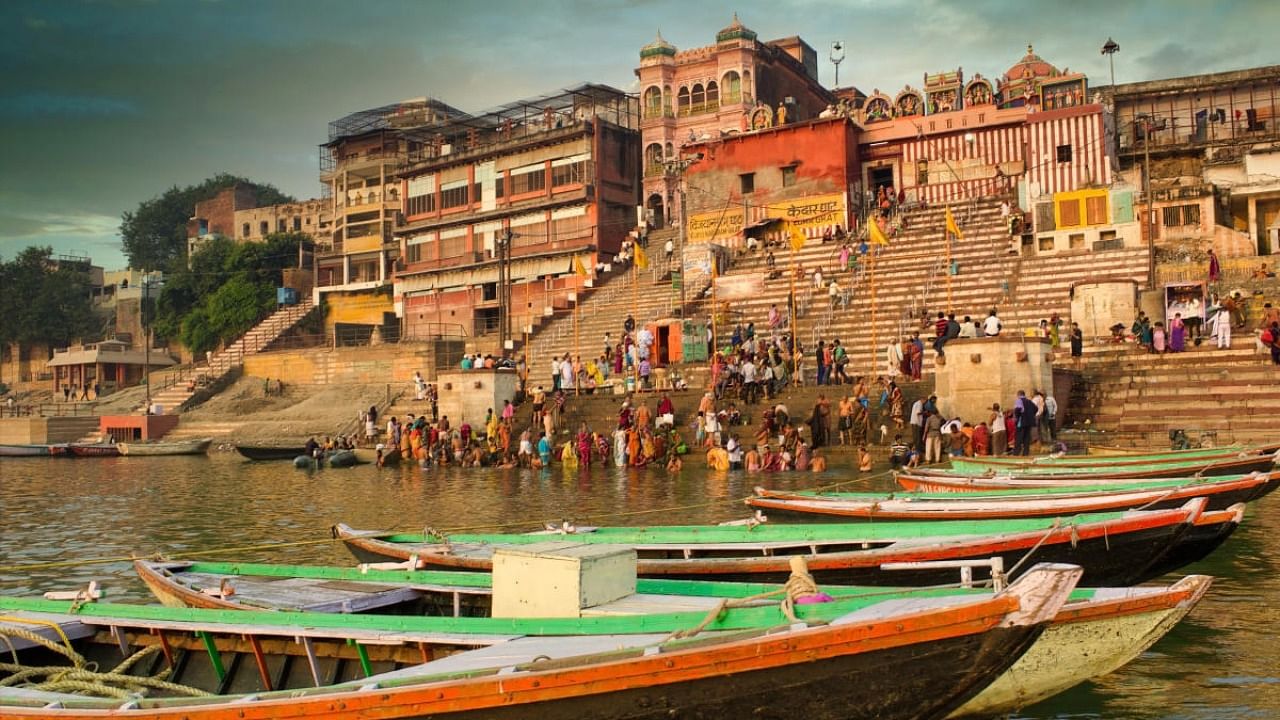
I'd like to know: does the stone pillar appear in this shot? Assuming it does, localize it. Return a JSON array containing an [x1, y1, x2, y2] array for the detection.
[[933, 336, 1055, 423], [1248, 196, 1259, 254], [435, 369, 517, 426]]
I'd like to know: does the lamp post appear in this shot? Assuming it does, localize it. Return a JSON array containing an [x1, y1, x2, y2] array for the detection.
[[497, 229, 512, 353], [663, 154, 699, 317], [142, 277, 152, 414], [1101, 38, 1120, 89], [830, 41, 845, 88]]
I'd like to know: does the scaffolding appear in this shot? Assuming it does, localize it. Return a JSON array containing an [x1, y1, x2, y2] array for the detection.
[[320, 97, 470, 177]]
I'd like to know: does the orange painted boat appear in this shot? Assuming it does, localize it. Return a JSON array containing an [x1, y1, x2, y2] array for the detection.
[[746, 473, 1273, 521], [334, 500, 1212, 587], [897, 468, 1280, 494], [0, 564, 1082, 720]]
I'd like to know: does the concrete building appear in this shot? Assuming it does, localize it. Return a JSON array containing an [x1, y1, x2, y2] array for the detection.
[[636, 16, 835, 228], [313, 97, 469, 341], [1101, 65, 1280, 256], [393, 84, 641, 350], [234, 199, 331, 244], [186, 185, 260, 256]]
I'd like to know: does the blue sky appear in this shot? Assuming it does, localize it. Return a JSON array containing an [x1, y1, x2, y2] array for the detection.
[[1, 0, 1275, 270]]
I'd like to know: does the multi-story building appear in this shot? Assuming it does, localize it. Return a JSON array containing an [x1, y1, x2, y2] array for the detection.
[[233, 199, 331, 244], [393, 84, 640, 349], [635, 16, 834, 227], [1102, 65, 1280, 255], [186, 185, 260, 257], [314, 97, 468, 338]]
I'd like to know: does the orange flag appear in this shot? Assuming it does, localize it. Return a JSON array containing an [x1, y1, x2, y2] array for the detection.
[[945, 206, 964, 239]]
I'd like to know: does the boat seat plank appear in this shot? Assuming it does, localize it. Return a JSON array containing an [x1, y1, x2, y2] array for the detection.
[[362, 633, 674, 679], [831, 596, 979, 624]]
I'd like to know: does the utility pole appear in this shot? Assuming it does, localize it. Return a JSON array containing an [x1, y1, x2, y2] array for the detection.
[[142, 277, 151, 415], [1140, 114, 1156, 286], [498, 228, 512, 353], [664, 153, 700, 317]]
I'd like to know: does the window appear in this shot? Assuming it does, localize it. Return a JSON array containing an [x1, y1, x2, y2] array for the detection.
[[1085, 195, 1107, 225], [916, 160, 929, 185], [511, 168, 546, 195], [551, 214, 590, 242], [1038, 236, 1055, 251], [277, 218, 286, 232], [706, 81, 719, 107], [293, 216, 302, 231], [643, 86, 663, 118], [406, 242, 424, 263], [260, 221, 269, 236], [553, 161, 585, 187], [1183, 203, 1201, 227], [1056, 144, 1073, 163], [440, 184, 469, 209], [440, 234, 466, 257], [407, 193, 436, 215], [740, 172, 755, 194], [722, 71, 741, 103], [1068, 233, 1085, 249], [1162, 204, 1201, 227], [1057, 199, 1081, 227], [241, 223, 250, 238], [781, 165, 797, 187], [494, 176, 505, 198]]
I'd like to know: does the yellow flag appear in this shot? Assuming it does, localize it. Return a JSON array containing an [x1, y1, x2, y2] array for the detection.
[[945, 206, 964, 239], [788, 227, 806, 253], [867, 217, 889, 246], [573, 255, 588, 277], [634, 243, 649, 270]]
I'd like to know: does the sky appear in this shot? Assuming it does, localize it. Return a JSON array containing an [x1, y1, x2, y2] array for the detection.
[[2, 0, 1276, 270]]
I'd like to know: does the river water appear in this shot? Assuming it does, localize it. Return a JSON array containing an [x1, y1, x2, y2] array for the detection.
[[1, 452, 1277, 718]]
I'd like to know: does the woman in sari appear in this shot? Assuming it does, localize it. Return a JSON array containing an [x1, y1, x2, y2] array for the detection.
[[888, 381, 905, 430], [1169, 313, 1186, 352], [575, 423, 592, 468]]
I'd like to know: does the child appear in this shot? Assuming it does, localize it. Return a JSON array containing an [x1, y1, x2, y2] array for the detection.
[[889, 434, 909, 468]]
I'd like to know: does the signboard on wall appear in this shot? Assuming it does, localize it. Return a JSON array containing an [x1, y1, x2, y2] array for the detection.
[[765, 193, 847, 235], [713, 273, 766, 300], [687, 208, 746, 244]]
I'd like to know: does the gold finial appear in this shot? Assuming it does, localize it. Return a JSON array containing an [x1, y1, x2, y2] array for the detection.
[[1027, 43, 1034, 55]]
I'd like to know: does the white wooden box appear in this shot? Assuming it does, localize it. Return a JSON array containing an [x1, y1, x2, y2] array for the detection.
[[491, 542, 637, 619]]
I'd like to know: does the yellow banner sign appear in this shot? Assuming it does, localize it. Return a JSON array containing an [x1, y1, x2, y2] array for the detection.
[[767, 193, 846, 234], [687, 208, 746, 245]]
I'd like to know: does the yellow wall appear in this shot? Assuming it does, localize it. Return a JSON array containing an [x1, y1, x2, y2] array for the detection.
[[1054, 188, 1110, 229], [344, 235, 384, 254], [325, 291, 394, 332], [244, 343, 462, 385]]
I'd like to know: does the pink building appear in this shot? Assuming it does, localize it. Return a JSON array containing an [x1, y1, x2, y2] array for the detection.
[[635, 16, 834, 227]]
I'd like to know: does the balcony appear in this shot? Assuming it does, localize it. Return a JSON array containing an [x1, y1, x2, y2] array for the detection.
[[677, 101, 721, 118]]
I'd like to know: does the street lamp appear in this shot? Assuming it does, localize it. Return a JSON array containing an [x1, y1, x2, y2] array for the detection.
[[1101, 38, 1120, 89], [830, 41, 845, 88]]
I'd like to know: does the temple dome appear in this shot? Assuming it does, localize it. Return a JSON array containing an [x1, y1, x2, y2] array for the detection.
[[716, 13, 757, 43], [640, 30, 676, 59], [1004, 44, 1060, 81]]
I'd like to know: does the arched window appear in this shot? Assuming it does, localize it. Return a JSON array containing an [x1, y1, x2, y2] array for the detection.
[[707, 81, 719, 107], [643, 86, 663, 118], [665, 142, 674, 159], [677, 86, 691, 115], [691, 84, 706, 112], [722, 71, 741, 103], [645, 143, 664, 176]]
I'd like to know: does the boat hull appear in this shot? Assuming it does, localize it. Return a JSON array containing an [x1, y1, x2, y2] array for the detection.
[[235, 445, 307, 460], [949, 575, 1213, 718], [337, 507, 1202, 587], [67, 443, 120, 457], [117, 438, 213, 456], [0, 444, 55, 457], [932, 454, 1275, 480]]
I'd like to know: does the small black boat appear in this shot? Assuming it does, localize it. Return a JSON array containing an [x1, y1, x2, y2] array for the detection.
[[235, 444, 307, 461]]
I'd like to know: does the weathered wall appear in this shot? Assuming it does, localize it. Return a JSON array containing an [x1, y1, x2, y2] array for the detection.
[[0, 416, 101, 444], [1071, 281, 1138, 339], [933, 336, 1054, 423], [435, 369, 518, 426], [242, 341, 464, 385]]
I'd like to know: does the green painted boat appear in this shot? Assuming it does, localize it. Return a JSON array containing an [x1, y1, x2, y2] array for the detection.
[[969, 444, 1258, 467], [0, 565, 1082, 720], [933, 452, 1275, 479]]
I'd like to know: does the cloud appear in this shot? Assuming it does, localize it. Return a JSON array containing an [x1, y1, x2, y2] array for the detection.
[[0, 92, 139, 119]]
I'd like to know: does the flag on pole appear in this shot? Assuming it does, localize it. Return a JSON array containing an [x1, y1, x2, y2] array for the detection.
[[573, 255, 589, 277], [788, 225, 806, 253], [945, 206, 964, 239], [634, 243, 649, 270], [867, 216, 889, 246]]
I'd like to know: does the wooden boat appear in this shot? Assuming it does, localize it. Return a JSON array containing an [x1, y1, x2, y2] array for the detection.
[[950, 443, 1279, 471], [234, 444, 307, 461], [354, 445, 402, 466], [949, 573, 1212, 718], [1145, 502, 1246, 577], [899, 468, 1280, 493], [0, 443, 58, 457], [66, 442, 120, 457], [129, 559, 1209, 720], [335, 500, 1215, 587], [746, 473, 1275, 521], [0, 564, 1080, 720], [933, 453, 1275, 479], [117, 437, 213, 456]]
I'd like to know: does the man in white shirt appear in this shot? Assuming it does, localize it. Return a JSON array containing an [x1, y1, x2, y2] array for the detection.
[[664, 238, 674, 265], [909, 397, 926, 450], [551, 357, 561, 391], [983, 309, 1002, 336], [958, 315, 977, 339], [1040, 392, 1057, 444], [741, 358, 757, 404]]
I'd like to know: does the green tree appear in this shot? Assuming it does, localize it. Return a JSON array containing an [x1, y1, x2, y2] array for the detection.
[[119, 173, 294, 270], [0, 247, 97, 350]]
